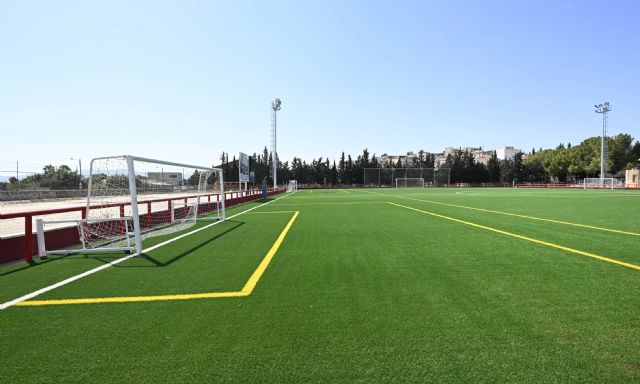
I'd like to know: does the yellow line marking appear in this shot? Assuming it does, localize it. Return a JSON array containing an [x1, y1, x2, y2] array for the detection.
[[402, 196, 640, 236], [387, 202, 640, 271], [272, 201, 383, 206], [17, 212, 300, 307], [15, 291, 248, 306], [366, 190, 640, 237], [240, 211, 299, 294]]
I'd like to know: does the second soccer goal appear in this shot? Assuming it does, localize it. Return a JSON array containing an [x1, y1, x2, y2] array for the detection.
[[395, 178, 425, 188]]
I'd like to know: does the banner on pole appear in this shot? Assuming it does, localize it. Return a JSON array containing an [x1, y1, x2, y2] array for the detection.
[[239, 152, 250, 182], [249, 156, 256, 183]]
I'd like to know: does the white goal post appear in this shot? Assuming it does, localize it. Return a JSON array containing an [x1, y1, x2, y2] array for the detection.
[[395, 178, 425, 188], [36, 155, 225, 257], [583, 178, 622, 190], [287, 180, 298, 192]]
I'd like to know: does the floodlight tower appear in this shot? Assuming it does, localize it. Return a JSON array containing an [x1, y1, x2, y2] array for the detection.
[[594, 102, 611, 181], [271, 98, 282, 188], [70, 157, 82, 189]]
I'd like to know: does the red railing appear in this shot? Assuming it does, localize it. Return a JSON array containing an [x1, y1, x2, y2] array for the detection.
[[0, 188, 286, 264]]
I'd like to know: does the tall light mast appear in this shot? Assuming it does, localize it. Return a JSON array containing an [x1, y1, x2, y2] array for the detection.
[[271, 98, 282, 188], [594, 102, 611, 181]]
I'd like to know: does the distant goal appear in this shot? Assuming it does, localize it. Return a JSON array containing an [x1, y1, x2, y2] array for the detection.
[[287, 180, 298, 192], [363, 168, 451, 187], [36, 155, 225, 257], [395, 178, 425, 188], [583, 178, 623, 190]]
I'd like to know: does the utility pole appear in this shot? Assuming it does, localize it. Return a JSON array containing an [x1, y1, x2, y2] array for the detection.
[[70, 158, 82, 189]]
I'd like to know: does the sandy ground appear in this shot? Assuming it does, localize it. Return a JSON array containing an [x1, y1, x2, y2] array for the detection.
[[0, 191, 237, 238]]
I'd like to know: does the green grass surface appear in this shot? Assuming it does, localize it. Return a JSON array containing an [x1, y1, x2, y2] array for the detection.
[[1, 188, 639, 383]]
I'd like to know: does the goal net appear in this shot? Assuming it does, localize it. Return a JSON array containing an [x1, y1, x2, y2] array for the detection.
[[395, 178, 425, 188], [287, 180, 298, 192], [37, 155, 225, 256], [583, 178, 622, 190], [364, 168, 451, 187]]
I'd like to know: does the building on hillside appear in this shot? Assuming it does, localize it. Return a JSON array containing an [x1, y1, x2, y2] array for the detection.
[[377, 145, 525, 169], [432, 147, 460, 168], [470, 149, 495, 165], [443, 147, 459, 157], [626, 168, 639, 188], [147, 172, 182, 186], [377, 151, 428, 167], [434, 153, 447, 168], [377, 154, 403, 166]]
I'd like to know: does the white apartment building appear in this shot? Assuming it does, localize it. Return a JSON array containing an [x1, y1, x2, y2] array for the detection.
[[495, 147, 523, 161]]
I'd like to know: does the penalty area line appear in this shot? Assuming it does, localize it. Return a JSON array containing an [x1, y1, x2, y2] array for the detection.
[[402, 196, 640, 237], [364, 189, 640, 237], [0, 193, 294, 311], [16, 211, 300, 307], [388, 202, 640, 271]]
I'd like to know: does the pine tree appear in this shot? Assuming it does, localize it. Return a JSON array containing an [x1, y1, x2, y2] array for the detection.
[[486, 151, 501, 183]]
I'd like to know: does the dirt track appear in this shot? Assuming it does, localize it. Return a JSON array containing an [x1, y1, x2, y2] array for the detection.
[[0, 192, 229, 237]]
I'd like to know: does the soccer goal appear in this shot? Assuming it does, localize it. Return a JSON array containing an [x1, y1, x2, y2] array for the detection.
[[36, 155, 225, 256], [583, 178, 622, 190], [287, 180, 298, 192], [364, 168, 451, 187], [395, 178, 425, 188]]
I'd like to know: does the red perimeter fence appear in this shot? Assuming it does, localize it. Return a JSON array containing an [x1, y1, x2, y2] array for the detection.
[[0, 188, 286, 265]]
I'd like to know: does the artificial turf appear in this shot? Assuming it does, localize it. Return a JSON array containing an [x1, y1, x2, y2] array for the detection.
[[1, 188, 639, 383]]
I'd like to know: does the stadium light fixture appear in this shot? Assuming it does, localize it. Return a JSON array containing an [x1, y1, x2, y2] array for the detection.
[[594, 102, 611, 181]]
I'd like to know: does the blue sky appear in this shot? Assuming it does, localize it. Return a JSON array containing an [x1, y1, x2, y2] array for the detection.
[[0, 0, 638, 176]]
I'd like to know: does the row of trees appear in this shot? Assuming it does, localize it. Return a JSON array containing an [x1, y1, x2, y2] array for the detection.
[[3, 133, 638, 191], [411, 133, 639, 184], [218, 133, 639, 186], [1, 165, 208, 191], [445, 150, 527, 184], [219, 148, 383, 186], [0, 165, 82, 190], [524, 134, 640, 182]]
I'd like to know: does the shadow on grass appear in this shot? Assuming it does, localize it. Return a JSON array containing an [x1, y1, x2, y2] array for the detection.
[[0, 258, 59, 277], [106, 220, 245, 268], [0, 220, 245, 275], [0, 250, 132, 276]]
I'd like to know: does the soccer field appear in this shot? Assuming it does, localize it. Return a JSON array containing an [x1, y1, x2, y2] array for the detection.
[[1, 188, 639, 382]]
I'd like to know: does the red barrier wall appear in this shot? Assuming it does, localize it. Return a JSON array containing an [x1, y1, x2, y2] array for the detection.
[[0, 188, 286, 265]]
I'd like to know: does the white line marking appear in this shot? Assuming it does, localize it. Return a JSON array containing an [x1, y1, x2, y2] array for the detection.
[[0, 193, 294, 311]]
